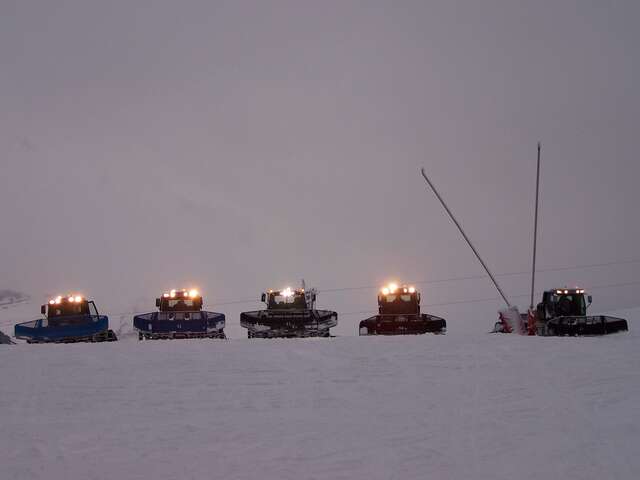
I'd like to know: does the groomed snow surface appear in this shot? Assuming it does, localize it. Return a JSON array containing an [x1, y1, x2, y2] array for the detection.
[[1, 308, 639, 480]]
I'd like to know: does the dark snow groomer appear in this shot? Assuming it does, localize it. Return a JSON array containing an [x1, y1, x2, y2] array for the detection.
[[15, 294, 117, 343], [359, 283, 446, 335], [536, 288, 627, 335], [240, 285, 337, 338], [496, 288, 628, 336], [421, 144, 628, 337], [134, 289, 226, 340]]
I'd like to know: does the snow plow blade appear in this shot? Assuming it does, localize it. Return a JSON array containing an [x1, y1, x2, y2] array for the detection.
[[546, 315, 628, 336], [359, 314, 446, 336], [240, 309, 337, 338], [14, 315, 118, 343], [134, 311, 226, 340]]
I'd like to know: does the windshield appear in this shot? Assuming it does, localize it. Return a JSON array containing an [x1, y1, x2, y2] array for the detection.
[[379, 293, 419, 315], [385, 294, 413, 303], [554, 294, 586, 316], [268, 293, 306, 310], [161, 299, 199, 312], [48, 302, 89, 318]]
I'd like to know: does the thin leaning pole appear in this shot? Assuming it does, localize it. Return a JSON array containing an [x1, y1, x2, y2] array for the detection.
[[420, 168, 511, 307], [530, 143, 541, 310]]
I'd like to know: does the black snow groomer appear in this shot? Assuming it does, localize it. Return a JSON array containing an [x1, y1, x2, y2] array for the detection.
[[359, 283, 446, 335], [240, 286, 337, 338], [134, 289, 225, 340], [14, 295, 117, 343], [535, 288, 628, 336]]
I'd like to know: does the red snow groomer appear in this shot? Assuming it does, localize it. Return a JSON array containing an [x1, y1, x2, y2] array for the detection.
[[359, 283, 446, 335]]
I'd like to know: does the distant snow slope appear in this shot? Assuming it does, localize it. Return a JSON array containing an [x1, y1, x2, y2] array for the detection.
[[0, 308, 638, 480], [0, 289, 29, 306]]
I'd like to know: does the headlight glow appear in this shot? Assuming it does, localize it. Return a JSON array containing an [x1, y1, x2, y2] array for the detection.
[[281, 287, 294, 297]]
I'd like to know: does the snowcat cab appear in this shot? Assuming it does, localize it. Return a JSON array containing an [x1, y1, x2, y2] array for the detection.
[[359, 283, 446, 335], [14, 294, 117, 343], [378, 285, 421, 316], [240, 284, 337, 338], [134, 289, 225, 340], [43, 296, 93, 326], [264, 287, 313, 311], [534, 288, 628, 336], [537, 288, 591, 320], [156, 289, 204, 312]]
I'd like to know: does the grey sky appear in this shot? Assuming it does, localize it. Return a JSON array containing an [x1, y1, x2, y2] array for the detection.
[[2, 1, 639, 335]]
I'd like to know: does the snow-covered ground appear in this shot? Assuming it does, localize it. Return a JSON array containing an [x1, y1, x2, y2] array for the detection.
[[1, 302, 639, 480]]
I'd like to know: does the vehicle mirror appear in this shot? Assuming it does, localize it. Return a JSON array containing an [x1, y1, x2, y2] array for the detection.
[[261, 293, 266, 303], [417, 293, 421, 303], [312, 294, 316, 302], [587, 295, 592, 305], [40, 305, 46, 315], [155, 298, 161, 307]]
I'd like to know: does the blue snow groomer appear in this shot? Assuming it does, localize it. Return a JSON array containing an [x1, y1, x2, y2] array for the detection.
[[15, 295, 117, 343], [134, 289, 226, 340]]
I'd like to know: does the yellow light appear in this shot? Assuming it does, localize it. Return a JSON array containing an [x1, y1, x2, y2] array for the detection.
[[382, 287, 390, 295], [74, 296, 82, 303], [388, 283, 398, 293], [564, 290, 569, 294], [189, 289, 198, 298], [68, 296, 74, 302], [281, 287, 293, 297], [409, 286, 416, 294], [170, 289, 176, 298], [49, 300, 55, 305], [163, 293, 169, 298]]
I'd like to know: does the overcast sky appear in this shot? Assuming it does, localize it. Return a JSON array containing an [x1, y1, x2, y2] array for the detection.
[[2, 0, 639, 336]]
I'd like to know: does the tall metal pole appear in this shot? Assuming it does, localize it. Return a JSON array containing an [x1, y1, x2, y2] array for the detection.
[[530, 142, 541, 309], [420, 168, 512, 307]]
